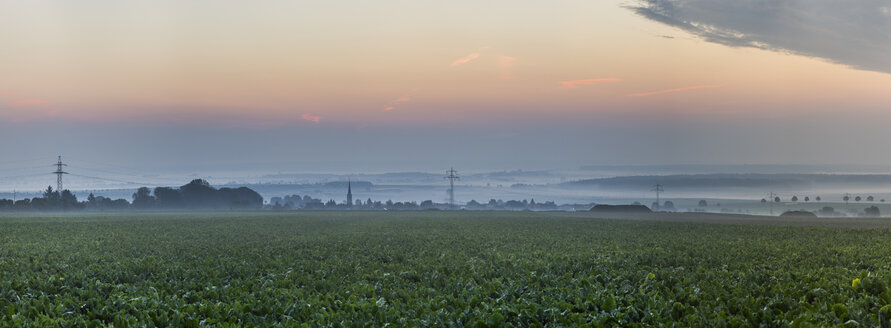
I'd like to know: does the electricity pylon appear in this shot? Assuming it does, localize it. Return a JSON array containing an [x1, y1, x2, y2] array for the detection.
[[445, 168, 459, 207], [651, 184, 663, 208], [52, 155, 68, 193]]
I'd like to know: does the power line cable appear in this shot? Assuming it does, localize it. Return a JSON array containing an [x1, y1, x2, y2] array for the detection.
[[0, 156, 55, 166], [71, 166, 183, 183], [67, 173, 158, 187], [0, 173, 48, 181], [64, 156, 158, 175], [0, 164, 55, 173], [62, 157, 186, 184]]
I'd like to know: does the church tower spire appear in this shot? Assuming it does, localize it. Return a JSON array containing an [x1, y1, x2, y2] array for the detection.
[[347, 179, 353, 207]]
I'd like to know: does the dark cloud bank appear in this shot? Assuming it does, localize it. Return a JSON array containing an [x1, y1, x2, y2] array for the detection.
[[631, 0, 891, 74]]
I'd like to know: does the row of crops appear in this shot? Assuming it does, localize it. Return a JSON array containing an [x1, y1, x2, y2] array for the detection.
[[1, 211, 890, 326]]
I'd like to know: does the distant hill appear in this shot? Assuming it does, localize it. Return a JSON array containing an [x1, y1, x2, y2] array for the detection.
[[563, 173, 891, 190], [226, 181, 375, 195], [323, 181, 373, 189], [579, 164, 891, 175]]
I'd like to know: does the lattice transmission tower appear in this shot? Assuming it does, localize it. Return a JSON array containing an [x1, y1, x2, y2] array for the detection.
[[651, 184, 663, 208], [445, 167, 460, 207], [53, 155, 68, 192]]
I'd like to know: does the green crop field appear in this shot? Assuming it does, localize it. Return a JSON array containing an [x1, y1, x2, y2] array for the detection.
[[2, 211, 891, 327]]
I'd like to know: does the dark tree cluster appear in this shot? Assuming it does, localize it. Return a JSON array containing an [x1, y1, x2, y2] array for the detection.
[[136, 179, 264, 210], [0, 179, 262, 212], [86, 193, 131, 211], [0, 186, 83, 211]]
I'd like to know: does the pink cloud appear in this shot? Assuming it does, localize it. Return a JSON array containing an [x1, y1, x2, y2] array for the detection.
[[625, 85, 720, 97], [451, 52, 481, 66], [7, 98, 49, 108], [301, 114, 321, 123], [560, 78, 622, 88], [383, 94, 412, 111]]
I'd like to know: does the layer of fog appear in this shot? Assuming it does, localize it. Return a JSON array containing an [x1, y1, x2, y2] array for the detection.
[[4, 164, 891, 208]]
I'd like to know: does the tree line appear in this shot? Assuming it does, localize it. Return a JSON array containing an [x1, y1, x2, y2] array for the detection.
[[0, 179, 263, 211], [269, 196, 558, 210]]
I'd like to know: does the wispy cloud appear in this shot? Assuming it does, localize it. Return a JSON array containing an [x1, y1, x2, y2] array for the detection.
[[451, 52, 481, 66], [625, 85, 720, 97], [560, 78, 622, 88], [383, 94, 413, 111], [301, 114, 321, 123], [630, 0, 891, 74]]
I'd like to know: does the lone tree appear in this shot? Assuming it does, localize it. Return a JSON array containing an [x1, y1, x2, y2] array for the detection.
[[791, 196, 798, 202], [805, 196, 810, 202], [816, 196, 821, 201], [855, 196, 862, 202], [761, 198, 767, 203], [867, 196, 874, 201], [774, 196, 781, 203], [698, 199, 708, 207]]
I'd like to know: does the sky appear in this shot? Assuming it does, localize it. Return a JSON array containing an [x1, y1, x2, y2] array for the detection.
[[1, 0, 890, 176]]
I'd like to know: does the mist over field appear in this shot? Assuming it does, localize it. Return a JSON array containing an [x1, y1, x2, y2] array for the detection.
[[5, 159, 891, 214]]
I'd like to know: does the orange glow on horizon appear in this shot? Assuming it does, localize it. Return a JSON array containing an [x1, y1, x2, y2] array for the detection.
[[0, 1, 888, 127]]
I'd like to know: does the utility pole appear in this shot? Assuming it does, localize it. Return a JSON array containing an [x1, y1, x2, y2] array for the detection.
[[651, 184, 663, 209], [445, 167, 459, 207]]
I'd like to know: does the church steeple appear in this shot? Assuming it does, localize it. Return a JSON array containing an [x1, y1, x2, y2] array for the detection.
[[347, 179, 353, 207]]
